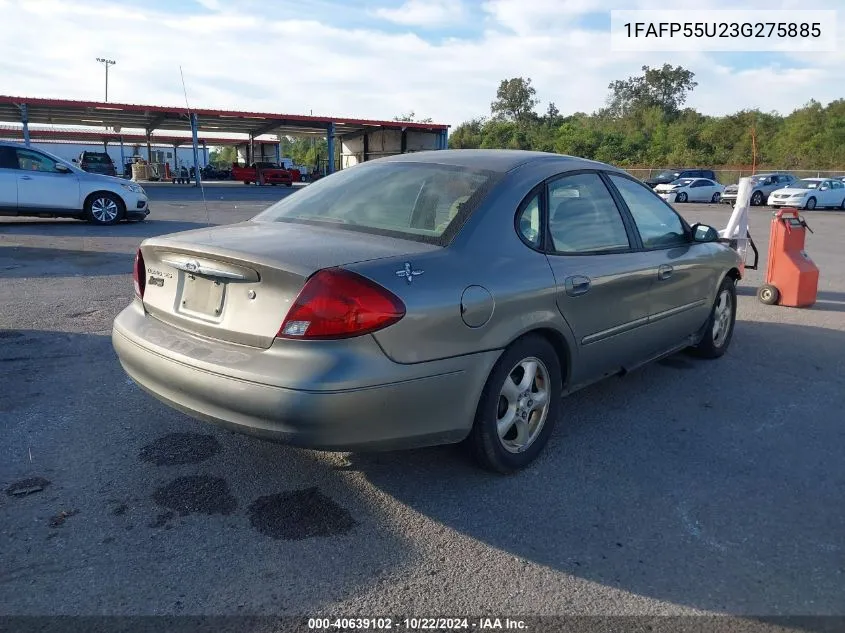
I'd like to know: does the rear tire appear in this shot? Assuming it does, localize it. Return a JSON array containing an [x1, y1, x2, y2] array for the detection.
[[758, 284, 779, 305], [467, 335, 562, 474], [689, 276, 737, 359], [751, 190, 764, 206], [84, 192, 124, 225], [711, 192, 721, 203]]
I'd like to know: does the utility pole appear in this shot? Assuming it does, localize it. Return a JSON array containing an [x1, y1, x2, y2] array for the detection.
[[96, 58, 116, 102]]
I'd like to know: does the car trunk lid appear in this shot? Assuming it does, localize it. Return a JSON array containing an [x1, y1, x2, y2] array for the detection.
[[138, 220, 439, 348]]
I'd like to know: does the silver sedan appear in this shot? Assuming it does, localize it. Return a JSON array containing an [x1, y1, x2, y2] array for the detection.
[[112, 150, 742, 473]]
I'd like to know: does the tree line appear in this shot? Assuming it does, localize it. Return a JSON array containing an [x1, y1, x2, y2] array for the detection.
[[447, 66, 845, 171]]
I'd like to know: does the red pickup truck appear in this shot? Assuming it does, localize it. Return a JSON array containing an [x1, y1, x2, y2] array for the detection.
[[231, 162, 294, 186]]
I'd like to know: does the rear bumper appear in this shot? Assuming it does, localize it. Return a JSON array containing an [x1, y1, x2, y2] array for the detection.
[[112, 302, 499, 451]]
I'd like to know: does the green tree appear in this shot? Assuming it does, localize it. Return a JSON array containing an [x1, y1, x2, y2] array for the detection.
[[490, 77, 539, 122], [605, 64, 698, 118], [208, 146, 237, 166]]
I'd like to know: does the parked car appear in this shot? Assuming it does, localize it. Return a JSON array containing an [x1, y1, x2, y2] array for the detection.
[[75, 151, 117, 177], [112, 150, 742, 473], [644, 168, 718, 189], [767, 177, 845, 210], [231, 162, 294, 186], [0, 142, 149, 224], [654, 177, 724, 203], [722, 172, 795, 207]]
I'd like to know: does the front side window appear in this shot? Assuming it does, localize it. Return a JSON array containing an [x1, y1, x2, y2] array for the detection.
[[547, 173, 630, 254], [253, 162, 498, 243], [608, 174, 688, 249], [16, 149, 60, 173]]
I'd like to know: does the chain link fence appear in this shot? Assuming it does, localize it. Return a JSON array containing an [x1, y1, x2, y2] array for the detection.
[[623, 168, 845, 184]]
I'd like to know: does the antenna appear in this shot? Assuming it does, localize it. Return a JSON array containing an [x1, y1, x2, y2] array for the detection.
[[179, 66, 212, 229]]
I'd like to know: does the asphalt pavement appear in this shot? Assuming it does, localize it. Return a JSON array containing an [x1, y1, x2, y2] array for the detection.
[[1, 183, 843, 623]]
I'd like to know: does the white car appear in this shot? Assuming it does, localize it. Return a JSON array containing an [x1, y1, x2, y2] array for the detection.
[[0, 141, 149, 224], [654, 177, 724, 203], [767, 177, 845, 210]]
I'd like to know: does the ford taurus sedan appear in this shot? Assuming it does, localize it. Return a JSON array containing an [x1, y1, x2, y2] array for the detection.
[[112, 150, 742, 473]]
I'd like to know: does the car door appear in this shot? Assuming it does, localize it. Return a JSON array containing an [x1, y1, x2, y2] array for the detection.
[[605, 173, 716, 347], [830, 180, 845, 207], [688, 179, 708, 201], [14, 148, 80, 211], [542, 171, 657, 385], [0, 146, 18, 215]]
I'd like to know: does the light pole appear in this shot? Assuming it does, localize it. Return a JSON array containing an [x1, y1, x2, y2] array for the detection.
[[95, 57, 116, 102]]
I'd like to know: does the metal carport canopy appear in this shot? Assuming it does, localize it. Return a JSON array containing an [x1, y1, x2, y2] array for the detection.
[[0, 95, 450, 138]]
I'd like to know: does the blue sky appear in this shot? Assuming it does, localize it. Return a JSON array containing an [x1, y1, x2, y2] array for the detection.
[[1, 0, 843, 127]]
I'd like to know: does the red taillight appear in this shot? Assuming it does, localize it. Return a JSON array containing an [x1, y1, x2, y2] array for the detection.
[[278, 269, 405, 340], [133, 249, 146, 299]]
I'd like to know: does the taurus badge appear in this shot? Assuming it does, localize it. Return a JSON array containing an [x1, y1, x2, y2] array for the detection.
[[396, 262, 424, 283]]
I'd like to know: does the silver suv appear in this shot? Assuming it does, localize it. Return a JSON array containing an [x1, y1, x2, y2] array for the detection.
[[0, 142, 149, 224], [722, 172, 795, 207]]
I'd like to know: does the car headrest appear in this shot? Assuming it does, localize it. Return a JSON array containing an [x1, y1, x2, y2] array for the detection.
[[552, 196, 595, 222]]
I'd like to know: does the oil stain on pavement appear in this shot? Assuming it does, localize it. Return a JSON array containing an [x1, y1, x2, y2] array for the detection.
[[152, 475, 237, 517], [139, 433, 221, 466], [247, 487, 357, 540]]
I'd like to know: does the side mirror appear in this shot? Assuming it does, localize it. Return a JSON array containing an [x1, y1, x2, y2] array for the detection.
[[692, 223, 719, 243], [56, 164, 72, 174], [72, 159, 78, 163]]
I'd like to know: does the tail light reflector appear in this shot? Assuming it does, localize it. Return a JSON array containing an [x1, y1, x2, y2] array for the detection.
[[133, 248, 146, 299], [278, 269, 405, 340]]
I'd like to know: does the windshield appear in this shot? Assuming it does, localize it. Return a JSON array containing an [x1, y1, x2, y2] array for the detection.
[[253, 162, 497, 242], [671, 178, 695, 186], [750, 175, 770, 183], [790, 179, 821, 189], [657, 170, 680, 180]]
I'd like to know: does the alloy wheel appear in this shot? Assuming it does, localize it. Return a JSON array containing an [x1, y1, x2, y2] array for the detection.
[[496, 357, 551, 454]]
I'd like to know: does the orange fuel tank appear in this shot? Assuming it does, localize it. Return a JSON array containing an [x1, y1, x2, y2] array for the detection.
[[757, 208, 819, 308]]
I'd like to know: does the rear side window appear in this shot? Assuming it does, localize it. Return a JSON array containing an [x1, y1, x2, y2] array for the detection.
[[254, 162, 499, 244], [0, 146, 16, 169], [547, 173, 630, 254], [608, 174, 688, 249], [516, 192, 542, 248]]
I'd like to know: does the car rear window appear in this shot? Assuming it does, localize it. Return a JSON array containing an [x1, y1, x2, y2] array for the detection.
[[82, 154, 113, 164], [253, 162, 500, 244]]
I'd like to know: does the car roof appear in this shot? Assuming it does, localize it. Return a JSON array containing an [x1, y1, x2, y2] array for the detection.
[[372, 149, 626, 174]]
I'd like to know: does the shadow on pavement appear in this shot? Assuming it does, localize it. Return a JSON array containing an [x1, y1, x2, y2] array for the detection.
[[0, 247, 135, 278], [0, 218, 212, 239], [347, 320, 845, 621]]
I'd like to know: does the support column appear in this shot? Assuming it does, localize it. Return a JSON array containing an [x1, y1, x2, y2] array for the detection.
[[20, 104, 30, 147], [146, 131, 152, 162], [326, 122, 336, 174], [275, 142, 281, 165], [363, 133, 369, 162], [400, 128, 407, 154], [119, 136, 125, 177], [173, 143, 179, 171], [441, 129, 449, 149], [202, 141, 208, 167], [190, 112, 201, 187]]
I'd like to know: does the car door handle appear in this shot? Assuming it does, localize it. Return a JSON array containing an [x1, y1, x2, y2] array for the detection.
[[19, 175, 32, 180], [565, 275, 591, 297], [658, 265, 673, 281]]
